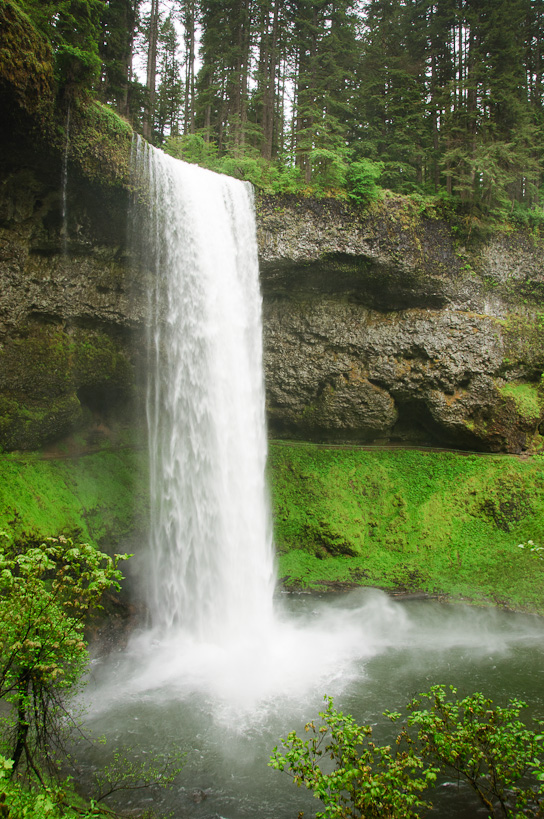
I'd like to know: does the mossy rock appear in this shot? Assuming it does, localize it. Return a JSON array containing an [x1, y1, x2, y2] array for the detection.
[[0, 393, 82, 450], [498, 382, 543, 422], [464, 380, 544, 454], [270, 443, 544, 613], [0, 0, 54, 120], [68, 100, 132, 189], [0, 322, 134, 451], [0, 445, 147, 554]]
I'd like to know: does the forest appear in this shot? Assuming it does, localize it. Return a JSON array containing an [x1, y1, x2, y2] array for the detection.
[[13, 0, 544, 215]]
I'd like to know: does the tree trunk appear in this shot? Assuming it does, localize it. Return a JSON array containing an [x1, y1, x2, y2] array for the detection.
[[11, 671, 30, 773], [184, 0, 196, 134], [143, 0, 159, 141]]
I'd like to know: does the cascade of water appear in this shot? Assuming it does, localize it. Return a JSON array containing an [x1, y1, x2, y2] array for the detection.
[[61, 106, 70, 255], [133, 139, 275, 644]]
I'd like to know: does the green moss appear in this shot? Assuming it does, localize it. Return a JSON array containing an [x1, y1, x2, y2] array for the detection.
[[68, 99, 132, 188], [500, 313, 544, 375], [268, 443, 544, 613], [0, 0, 54, 119], [0, 325, 134, 450], [0, 447, 147, 553], [73, 332, 133, 388], [0, 394, 82, 450], [499, 382, 542, 421]]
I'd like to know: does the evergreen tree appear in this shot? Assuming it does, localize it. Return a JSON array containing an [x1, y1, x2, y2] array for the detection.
[[155, 13, 184, 141], [99, 0, 139, 115], [180, 0, 198, 134], [253, 0, 285, 160], [288, 0, 359, 182], [19, 0, 105, 97], [353, 0, 428, 193], [142, 0, 159, 140]]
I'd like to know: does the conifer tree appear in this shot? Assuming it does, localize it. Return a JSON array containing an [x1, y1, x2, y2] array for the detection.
[[99, 0, 139, 115]]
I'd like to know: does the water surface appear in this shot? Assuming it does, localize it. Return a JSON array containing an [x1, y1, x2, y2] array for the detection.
[[81, 589, 544, 818]]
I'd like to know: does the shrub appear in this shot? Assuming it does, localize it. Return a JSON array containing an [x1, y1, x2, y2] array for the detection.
[[0, 530, 129, 777], [270, 697, 437, 818], [345, 158, 383, 206], [271, 687, 544, 819]]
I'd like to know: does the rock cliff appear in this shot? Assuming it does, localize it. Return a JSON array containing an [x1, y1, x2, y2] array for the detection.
[[258, 195, 544, 452]]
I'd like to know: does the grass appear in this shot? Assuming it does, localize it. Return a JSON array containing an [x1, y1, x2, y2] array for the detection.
[[1, 440, 543, 615], [268, 442, 544, 613], [0, 447, 147, 553], [499, 382, 542, 421]]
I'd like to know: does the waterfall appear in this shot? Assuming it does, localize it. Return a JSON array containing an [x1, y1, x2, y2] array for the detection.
[[133, 140, 275, 644]]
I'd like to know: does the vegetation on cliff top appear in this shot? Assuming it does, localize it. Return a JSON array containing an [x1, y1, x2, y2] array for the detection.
[[4, 0, 544, 221], [268, 442, 544, 614]]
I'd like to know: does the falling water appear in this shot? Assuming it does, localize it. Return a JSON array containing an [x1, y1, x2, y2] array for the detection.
[[133, 139, 275, 643], [61, 105, 70, 255]]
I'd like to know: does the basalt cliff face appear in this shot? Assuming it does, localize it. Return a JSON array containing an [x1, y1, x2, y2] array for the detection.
[[258, 196, 544, 452], [0, 115, 141, 451], [1, 107, 544, 453]]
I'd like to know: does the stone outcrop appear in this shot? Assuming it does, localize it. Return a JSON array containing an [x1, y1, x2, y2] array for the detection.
[[257, 195, 544, 452], [0, 112, 143, 450]]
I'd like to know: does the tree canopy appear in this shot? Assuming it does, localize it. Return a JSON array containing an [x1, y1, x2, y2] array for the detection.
[[10, 0, 544, 212]]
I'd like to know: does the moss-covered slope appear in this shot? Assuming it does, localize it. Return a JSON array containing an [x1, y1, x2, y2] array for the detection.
[[1, 440, 543, 616], [269, 442, 544, 613], [0, 446, 147, 553]]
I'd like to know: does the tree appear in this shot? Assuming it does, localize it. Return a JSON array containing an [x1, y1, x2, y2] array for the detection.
[[408, 685, 544, 818], [99, 0, 140, 116], [180, 0, 198, 134], [0, 531, 128, 778], [196, 0, 255, 152], [270, 696, 437, 818], [155, 13, 184, 141], [271, 688, 544, 819], [288, 0, 359, 183], [142, 0, 159, 140], [353, 0, 429, 193], [19, 0, 105, 98]]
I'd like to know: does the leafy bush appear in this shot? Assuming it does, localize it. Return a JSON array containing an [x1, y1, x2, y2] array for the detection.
[[511, 201, 544, 229], [164, 137, 306, 196], [408, 685, 544, 817], [0, 531, 129, 776], [271, 687, 544, 818], [0, 755, 99, 818], [310, 148, 349, 194], [270, 697, 437, 818], [345, 158, 383, 206], [269, 163, 304, 194], [164, 133, 218, 166]]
